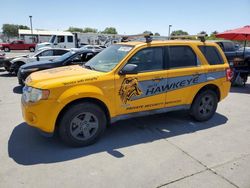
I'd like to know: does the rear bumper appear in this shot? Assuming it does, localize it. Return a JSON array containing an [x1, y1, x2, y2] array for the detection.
[[220, 81, 231, 101]]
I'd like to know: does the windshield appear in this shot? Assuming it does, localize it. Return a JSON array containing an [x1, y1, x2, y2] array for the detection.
[[49, 35, 56, 43], [85, 44, 133, 72], [54, 50, 76, 62]]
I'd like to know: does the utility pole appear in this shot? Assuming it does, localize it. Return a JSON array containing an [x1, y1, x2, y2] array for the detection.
[[29, 15, 33, 42], [168, 25, 172, 39]]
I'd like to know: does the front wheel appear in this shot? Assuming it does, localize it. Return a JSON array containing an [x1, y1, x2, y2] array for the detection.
[[4, 47, 10, 52], [190, 90, 218, 122], [59, 102, 107, 147], [29, 47, 35, 52]]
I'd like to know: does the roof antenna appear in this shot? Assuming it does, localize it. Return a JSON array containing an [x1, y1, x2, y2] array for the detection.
[[197, 34, 208, 42], [144, 33, 153, 43]]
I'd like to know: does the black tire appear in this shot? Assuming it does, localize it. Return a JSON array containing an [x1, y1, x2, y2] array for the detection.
[[29, 47, 35, 52], [4, 47, 10, 52], [190, 90, 218, 122], [12, 62, 24, 75], [59, 102, 107, 147]]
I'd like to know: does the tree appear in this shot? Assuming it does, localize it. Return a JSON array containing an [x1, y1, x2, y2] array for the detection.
[[143, 30, 152, 34], [199, 31, 207, 35], [2, 24, 30, 38], [101, 27, 118, 34], [207, 31, 219, 40], [211, 31, 218, 35], [154, 32, 160, 36], [19, 25, 30, 30], [82, 27, 97, 33], [171, 30, 189, 36], [67, 27, 84, 33]]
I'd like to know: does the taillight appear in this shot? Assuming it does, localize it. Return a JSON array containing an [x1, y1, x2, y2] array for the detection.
[[226, 68, 233, 81]]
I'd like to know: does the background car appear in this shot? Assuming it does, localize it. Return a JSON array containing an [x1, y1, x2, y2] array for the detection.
[[6, 48, 69, 74], [18, 49, 98, 85], [80, 45, 103, 52], [0, 40, 36, 52], [0, 50, 6, 68]]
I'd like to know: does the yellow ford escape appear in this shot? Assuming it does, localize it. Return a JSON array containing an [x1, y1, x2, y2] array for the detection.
[[21, 37, 232, 147]]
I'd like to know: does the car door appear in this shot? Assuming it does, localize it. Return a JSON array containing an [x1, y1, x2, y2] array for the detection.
[[115, 47, 167, 115], [11, 41, 19, 50], [16, 41, 25, 50], [164, 45, 206, 108], [37, 50, 54, 61]]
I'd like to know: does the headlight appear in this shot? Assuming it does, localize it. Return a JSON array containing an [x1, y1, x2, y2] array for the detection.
[[21, 68, 39, 73], [22, 86, 50, 103]]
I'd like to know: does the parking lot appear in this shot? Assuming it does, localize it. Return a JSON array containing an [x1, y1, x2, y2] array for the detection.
[[0, 65, 250, 188]]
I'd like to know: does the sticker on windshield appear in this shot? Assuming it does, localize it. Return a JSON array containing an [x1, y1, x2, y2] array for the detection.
[[118, 46, 132, 52]]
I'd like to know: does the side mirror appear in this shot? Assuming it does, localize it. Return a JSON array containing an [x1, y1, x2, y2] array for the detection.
[[36, 56, 40, 61], [119, 64, 138, 75]]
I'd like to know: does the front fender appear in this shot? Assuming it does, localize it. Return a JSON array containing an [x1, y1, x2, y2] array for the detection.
[[55, 84, 114, 117]]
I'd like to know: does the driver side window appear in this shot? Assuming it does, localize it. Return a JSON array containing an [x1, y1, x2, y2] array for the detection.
[[127, 47, 163, 73]]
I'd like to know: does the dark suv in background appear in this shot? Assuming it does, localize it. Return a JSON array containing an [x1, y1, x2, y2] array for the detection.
[[214, 40, 250, 85]]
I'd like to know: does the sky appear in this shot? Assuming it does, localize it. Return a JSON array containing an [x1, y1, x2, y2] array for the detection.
[[0, 0, 249, 36]]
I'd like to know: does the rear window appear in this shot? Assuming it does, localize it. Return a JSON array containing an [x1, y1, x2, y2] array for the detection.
[[199, 46, 224, 65]]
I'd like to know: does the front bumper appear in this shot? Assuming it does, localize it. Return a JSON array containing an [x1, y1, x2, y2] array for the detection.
[[21, 97, 60, 133]]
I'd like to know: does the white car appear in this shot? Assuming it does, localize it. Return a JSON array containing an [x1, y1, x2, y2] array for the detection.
[[80, 45, 103, 52], [9, 48, 69, 74]]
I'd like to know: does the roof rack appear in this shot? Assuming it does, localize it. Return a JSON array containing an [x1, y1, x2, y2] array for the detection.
[[170, 34, 208, 42], [122, 33, 208, 43]]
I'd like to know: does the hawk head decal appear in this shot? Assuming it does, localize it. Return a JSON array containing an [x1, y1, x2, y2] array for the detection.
[[119, 77, 142, 104]]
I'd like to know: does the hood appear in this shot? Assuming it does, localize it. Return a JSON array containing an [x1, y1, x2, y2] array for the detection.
[[11, 56, 30, 63], [26, 65, 102, 88], [20, 60, 55, 69], [36, 42, 52, 50]]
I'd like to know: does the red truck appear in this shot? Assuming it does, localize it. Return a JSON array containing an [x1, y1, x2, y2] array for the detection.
[[0, 40, 36, 52]]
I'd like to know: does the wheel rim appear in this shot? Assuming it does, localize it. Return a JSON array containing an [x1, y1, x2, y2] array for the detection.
[[70, 112, 99, 141], [198, 94, 214, 117]]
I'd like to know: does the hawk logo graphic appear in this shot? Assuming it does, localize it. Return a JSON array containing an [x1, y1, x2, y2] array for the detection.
[[119, 78, 142, 104]]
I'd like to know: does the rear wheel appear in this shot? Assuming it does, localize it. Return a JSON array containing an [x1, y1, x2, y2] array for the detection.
[[59, 102, 107, 147], [4, 47, 10, 52], [190, 90, 218, 121]]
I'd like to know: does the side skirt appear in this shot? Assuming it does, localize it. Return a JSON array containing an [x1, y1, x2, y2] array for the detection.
[[111, 105, 190, 123]]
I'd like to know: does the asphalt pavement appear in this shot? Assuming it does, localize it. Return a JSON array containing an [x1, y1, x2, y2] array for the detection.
[[0, 67, 249, 188]]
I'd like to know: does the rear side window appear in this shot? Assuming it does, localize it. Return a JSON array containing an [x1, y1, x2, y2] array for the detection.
[[199, 46, 224, 65], [53, 50, 68, 56], [167, 46, 197, 69], [67, 36, 73, 43]]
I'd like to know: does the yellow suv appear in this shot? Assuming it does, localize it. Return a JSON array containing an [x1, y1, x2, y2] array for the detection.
[[21, 38, 232, 146]]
